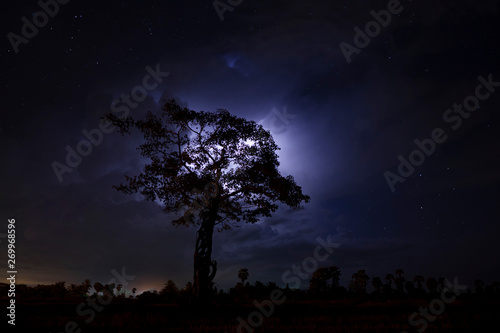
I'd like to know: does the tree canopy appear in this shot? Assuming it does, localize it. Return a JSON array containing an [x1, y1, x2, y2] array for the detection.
[[104, 99, 310, 231]]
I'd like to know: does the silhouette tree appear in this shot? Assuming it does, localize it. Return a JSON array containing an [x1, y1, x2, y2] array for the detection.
[[160, 280, 180, 303], [68, 283, 87, 299], [405, 280, 415, 297], [309, 266, 341, 295], [104, 99, 310, 302], [371, 276, 383, 295], [349, 270, 369, 295], [83, 279, 92, 296], [437, 277, 446, 293], [252, 281, 267, 299], [104, 283, 116, 296], [180, 282, 194, 302], [383, 273, 394, 296], [413, 275, 424, 290], [161, 280, 179, 294], [426, 277, 438, 297], [116, 284, 123, 297], [52, 281, 67, 299], [238, 268, 249, 284], [93, 282, 104, 296], [474, 279, 485, 295], [394, 269, 406, 296]]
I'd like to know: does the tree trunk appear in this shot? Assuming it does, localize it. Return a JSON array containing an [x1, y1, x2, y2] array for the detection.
[[193, 204, 218, 303]]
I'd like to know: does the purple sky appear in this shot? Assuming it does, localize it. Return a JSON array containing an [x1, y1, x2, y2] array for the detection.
[[1, 0, 500, 293]]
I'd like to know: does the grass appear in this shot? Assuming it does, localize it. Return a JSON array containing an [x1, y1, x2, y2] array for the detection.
[[14, 299, 499, 332]]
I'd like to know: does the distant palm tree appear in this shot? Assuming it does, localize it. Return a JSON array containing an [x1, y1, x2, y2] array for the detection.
[[474, 279, 485, 294], [437, 277, 446, 293], [384, 274, 394, 296], [394, 269, 406, 295], [371, 276, 383, 294], [93, 282, 104, 296], [238, 268, 249, 284], [350, 270, 369, 295], [326, 266, 341, 289], [68, 283, 81, 298], [413, 275, 425, 290], [309, 266, 341, 294], [83, 279, 92, 296], [405, 281, 415, 296], [52, 281, 66, 299], [116, 284, 123, 296], [103, 283, 116, 296], [426, 277, 437, 296]]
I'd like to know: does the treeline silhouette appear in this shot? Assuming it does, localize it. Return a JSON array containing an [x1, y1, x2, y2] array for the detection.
[[2, 267, 499, 304]]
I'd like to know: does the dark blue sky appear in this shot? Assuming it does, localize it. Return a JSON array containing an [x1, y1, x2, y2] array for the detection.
[[1, 0, 499, 293]]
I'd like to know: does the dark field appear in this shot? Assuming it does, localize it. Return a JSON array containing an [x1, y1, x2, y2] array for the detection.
[[14, 299, 499, 332]]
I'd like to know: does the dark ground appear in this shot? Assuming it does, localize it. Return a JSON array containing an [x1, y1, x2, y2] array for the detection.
[[10, 299, 500, 332]]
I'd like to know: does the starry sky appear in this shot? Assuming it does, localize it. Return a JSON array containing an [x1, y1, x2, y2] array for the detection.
[[1, 0, 499, 293]]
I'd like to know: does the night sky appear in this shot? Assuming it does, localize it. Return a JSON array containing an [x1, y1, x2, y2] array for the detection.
[[1, 0, 499, 294]]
